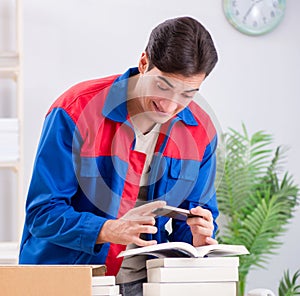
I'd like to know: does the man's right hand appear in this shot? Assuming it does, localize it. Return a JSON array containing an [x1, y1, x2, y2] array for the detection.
[[96, 200, 166, 247]]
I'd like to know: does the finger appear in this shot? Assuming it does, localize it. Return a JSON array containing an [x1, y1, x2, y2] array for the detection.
[[206, 237, 218, 245], [190, 225, 213, 237], [132, 200, 167, 215], [133, 238, 158, 247], [190, 207, 213, 222], [121, 215, 156, 225], [187, 217, 204, 227], [187, 216, 213, 229], [138, 225, 158, 234]]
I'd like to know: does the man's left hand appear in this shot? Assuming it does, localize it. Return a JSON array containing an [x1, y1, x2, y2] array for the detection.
[[186, 206, 218, 247]]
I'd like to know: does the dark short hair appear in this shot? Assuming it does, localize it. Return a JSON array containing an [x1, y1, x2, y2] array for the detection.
[[145, 16, 218, 77]]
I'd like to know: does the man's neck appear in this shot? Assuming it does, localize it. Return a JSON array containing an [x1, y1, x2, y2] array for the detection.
[[128, 110, 156, 135], [127, 74, 157, 134]]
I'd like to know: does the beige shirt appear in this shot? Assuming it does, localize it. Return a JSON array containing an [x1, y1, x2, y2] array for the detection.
[[134, 123, 161, 186], [116, 124, 160, 284]]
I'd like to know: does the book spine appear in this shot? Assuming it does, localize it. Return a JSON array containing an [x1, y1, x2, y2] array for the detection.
[[0, 118, 19, 132], [92, 275, 116, 286], [91, 284, 119, 295], [147, 267, 238, 283], [146, 257, 240, 269], [143, 282, 237, 296], [0, 119, 19, 161]]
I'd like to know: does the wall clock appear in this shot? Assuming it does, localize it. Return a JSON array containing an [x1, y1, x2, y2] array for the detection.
[[223, 0, 286, 36]]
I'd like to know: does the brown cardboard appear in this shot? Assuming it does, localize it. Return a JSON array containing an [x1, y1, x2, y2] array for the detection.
[[0, 265, 106, 296]]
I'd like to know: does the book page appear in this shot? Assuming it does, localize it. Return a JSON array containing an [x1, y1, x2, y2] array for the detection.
[[195, 244, 249, 257], [117, 242, 199, 258]]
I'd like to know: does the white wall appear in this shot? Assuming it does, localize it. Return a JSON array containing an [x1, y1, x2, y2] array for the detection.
[[21, 0, 300, 294]]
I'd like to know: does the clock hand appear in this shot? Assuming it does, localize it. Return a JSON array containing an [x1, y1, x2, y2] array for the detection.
[[243, 0, 263, 22]]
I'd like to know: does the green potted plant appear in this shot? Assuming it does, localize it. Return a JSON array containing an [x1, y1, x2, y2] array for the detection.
[[278, 269, 300, 296], [216, 124, 299, 296]]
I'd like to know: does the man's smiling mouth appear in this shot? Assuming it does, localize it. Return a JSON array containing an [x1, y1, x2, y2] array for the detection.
[[152, 101, 168, 115]]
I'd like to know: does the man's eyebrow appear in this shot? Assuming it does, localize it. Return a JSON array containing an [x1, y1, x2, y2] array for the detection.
[[184, 88, 199, 93], [158, 76, 174, 88], [158, 76, 199, 93]]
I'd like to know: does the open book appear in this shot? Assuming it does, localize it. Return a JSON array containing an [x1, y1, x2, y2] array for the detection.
[[117, 242, 249, 258]]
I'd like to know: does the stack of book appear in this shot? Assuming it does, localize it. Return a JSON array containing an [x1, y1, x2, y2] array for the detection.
[[117, 241, 249, 296], [0, 118, 19, 162], [92, 276, 121, 296], [143, 256, 239, 296]]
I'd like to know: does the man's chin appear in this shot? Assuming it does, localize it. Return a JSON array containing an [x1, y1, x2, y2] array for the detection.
[[150, 113, 172, 124]]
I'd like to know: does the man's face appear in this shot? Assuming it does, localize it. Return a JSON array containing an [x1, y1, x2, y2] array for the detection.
[[132, 66, 206, 125]]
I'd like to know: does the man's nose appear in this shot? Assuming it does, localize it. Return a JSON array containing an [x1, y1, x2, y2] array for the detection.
[[157, 98, 178, 113]]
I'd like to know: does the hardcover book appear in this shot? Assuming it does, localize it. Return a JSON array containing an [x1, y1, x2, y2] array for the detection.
[[143, 282, 237, 296], [118, 242, 249, 259], [147, 266, 239, 283], [146, 256, 239, 269]]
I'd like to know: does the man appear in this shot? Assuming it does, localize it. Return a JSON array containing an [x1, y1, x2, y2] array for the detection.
[[19, 16, 219, 295]]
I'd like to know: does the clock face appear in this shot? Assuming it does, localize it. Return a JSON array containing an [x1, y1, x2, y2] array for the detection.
[[223, 0, 286, 36]]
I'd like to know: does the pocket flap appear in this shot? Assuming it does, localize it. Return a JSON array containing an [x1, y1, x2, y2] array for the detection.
[[169, 159, 200, 180]]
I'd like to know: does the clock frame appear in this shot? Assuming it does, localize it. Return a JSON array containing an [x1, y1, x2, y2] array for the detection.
[[223, 0, 286, 36]]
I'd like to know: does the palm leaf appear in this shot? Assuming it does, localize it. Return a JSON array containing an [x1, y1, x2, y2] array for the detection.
[[278, 269, 300, 296], [216, 124, 300, 296]]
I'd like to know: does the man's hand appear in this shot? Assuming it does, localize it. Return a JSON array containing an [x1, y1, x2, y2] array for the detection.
[[186, 206, 218, 247], [97, 200, 166, 247]]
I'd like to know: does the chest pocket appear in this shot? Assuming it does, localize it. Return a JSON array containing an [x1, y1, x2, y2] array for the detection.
[[78, 157, 127, 216], [169, 159, 200, 180], [165, 159, 200, 206], [78, 157, 113, 210]]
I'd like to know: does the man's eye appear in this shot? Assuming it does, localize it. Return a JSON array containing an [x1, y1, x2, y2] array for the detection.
[[181, 93, 194, 99], [157, 82, 170, 91]]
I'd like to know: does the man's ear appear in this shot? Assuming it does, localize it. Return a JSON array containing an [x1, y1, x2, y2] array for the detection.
[[138, 52, 149, 74]]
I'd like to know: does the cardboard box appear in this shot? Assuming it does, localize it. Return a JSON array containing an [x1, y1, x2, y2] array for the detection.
[[0, 265, 106, 296]]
